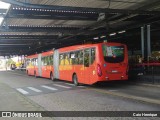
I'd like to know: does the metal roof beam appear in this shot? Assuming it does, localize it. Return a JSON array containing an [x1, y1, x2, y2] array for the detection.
[[0, 34, 56, 37], [86, 16, 160, 41], [0, 43, 32, 45], [0, 9, 7, 13], [0, 35, 59, 40], [0, 50, 27, 52], [0, 27, 103, 35], [0, 47, 28, 50], [0, 46, 30, 48], [7, 9, 97, 21], [0, 38, 57, 41], [1, 0, 160, 15], [99, 0, 139, 3], [137, 0, 160, 10], [7, 14, 96, 21]]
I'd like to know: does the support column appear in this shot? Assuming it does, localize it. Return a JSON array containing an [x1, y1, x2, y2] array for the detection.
[[147, 25, 151, 61], [141, 27, 144, 59]]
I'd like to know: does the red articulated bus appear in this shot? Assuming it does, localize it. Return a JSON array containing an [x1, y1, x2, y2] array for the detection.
[[26, 42, 128, 85], [26, 50, 54, 79], [26, 54, 38, 76]]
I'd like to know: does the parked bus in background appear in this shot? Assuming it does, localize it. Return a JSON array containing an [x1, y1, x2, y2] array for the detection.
[[26, 42, 128, 85]]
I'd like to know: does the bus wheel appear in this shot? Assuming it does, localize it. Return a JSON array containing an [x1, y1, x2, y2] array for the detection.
[[34, 71, 37, 78], [73, 74, 78, 86], [26, 70, 29, 75], [50, 72, 54, 81]]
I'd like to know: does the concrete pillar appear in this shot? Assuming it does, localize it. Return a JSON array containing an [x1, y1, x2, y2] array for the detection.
[[147, 25, 151, 61], [141, 27, 144, 59]]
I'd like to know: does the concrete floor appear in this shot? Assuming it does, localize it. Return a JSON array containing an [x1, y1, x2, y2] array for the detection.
[[0, 70, 159, 120]]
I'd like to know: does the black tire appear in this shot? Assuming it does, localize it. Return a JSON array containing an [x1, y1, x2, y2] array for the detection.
[[26, 70, 29, 76], [73, 74, 78, 86], [50, 72, 54, 81], [34, 71, 37, 78]]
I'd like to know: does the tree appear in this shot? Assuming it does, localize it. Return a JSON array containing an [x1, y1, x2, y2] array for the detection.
[[6, 59, 16, 67]]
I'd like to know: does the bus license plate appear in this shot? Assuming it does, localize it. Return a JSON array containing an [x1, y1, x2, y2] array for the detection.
[[112, 70, 118, 73]]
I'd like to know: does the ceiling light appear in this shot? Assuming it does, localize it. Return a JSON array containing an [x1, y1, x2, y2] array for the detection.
[[109, 33, 116, 36], [118, 30, 126, 34], [93, 37, 99, 40], [100, 35, 106, 38]]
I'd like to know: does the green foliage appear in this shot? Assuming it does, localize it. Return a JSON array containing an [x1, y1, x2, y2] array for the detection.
[[6, 59, 15, 66]]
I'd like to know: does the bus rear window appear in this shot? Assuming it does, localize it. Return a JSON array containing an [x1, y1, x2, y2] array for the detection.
[[102, 45, 124, 63]]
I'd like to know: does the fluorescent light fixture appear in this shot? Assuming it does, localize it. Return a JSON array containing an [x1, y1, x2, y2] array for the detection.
[[100, 35, 106, 38], [109, 33, 116, 36], [118, 30, 126, 34], [93, 37, 99, 40]]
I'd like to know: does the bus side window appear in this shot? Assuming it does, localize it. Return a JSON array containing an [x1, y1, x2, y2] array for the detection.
[[59, 54, 64, 65], [41, 57, 44, 66], [43, 57, 47, 66], [47, 56, 50, 65], [50, 55, 53, 65], [44, 57, 47, 66], [78, 50, 83, 65], [84, 49, 90, 67], [70, 52, 75, 65], [34, 58, 36, 66], [91, 48, 95, 65], [35, 58, 38, 66], [65, 53, 70, 65], [48, 56, 50, 65], [31, 59, 34, 66], [75, 51, 79, 65], [26, 59, 30, 66]]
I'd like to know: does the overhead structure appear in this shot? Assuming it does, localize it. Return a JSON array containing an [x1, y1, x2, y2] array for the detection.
[[0, 0, 160, 56]]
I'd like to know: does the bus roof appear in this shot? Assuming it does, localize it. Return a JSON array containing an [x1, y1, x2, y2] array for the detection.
[[58, 42, 126, 52], [26, 42, 126, 57], [26, 54, 38, 59], [41, 50, 53, 56]]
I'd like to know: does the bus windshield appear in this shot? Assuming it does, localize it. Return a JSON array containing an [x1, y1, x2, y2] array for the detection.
[[102, 44, 124, 63]]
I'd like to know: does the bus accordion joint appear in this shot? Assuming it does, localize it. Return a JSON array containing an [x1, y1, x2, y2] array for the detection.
[[97, 64, 102, 77]]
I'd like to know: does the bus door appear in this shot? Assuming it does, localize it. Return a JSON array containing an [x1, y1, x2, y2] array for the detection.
[[46, 56, 52, 78], [89, 48, 96, 83], [42, 56, 50, 78], [31, 59, 35, 75], [83, 48, 96, 84]]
